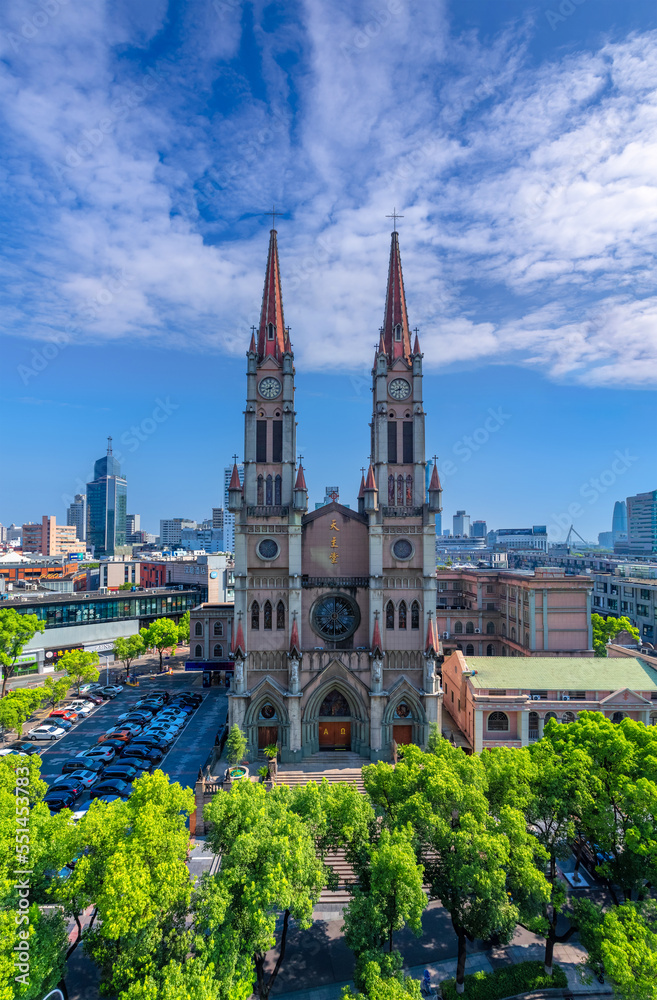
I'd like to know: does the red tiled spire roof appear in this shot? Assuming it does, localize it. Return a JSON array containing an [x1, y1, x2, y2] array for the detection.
[[248, 330, 256, 353], [425, 616, 437, 654], [378, 330, 386, 355], [413, 331, 421, 355], [295, 464, 307, 490], [429, 462, 442, 492], [234, 620, 246, 657], [382, 230, 412, 364], [257, 228, 287, 360], [372, 617, 383, 657], [229, 463, 242, 490], [357, 474, 365, 499], [364, 464, 377, 491], [289, 616, 300, 654]]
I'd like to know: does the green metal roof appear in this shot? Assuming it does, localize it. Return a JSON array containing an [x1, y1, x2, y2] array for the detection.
[[463, 656, 657, 692]]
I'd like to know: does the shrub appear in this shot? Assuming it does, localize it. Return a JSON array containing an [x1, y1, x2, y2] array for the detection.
[[440, 961, 567, 1000]]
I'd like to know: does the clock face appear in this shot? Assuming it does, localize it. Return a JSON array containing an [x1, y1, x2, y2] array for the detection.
[[259, 377, 281, 400], [389, 378, 411, 400]]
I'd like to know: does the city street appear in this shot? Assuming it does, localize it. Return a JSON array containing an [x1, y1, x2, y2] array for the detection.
[[38, 673, 228, 805]]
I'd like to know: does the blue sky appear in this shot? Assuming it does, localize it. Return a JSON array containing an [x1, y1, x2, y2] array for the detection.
[[1, 0, 656, 543]]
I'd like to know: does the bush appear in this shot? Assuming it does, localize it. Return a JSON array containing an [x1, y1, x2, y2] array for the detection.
[[440, 961, 567, 999]]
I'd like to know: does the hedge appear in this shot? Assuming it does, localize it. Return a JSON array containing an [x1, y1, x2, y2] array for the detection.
[[440, 960, 568, 1000]]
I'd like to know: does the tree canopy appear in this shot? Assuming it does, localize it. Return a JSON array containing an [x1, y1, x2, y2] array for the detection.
[[0, 610, 45, 696], [140, 619, 180, 672], [59, 649, 100, 696], [592, 613, 640, 657]]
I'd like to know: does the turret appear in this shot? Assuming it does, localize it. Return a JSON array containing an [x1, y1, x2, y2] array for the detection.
[[227, 462, 243, 512], [428, 461, 442, 513], [363, 463, 378, 512], [293, 463, 308, 511]]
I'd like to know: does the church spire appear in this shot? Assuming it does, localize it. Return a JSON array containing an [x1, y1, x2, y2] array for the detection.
[[382, 230, 412, 364], [257, 228, 287, 360]]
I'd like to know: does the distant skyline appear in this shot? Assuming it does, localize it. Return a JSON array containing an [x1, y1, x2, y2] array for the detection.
[[1, 0, 656, 543]]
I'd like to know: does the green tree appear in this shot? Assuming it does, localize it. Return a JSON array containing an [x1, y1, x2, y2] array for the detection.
[[0, 688, 47, 739], [117, 959, 224, 1000], [343, 827, 426, 985], [196, 781, 326, 1000], [58, 771, 195, 995], [592, 613, 640, 657], [177, 611, 190, 645], [41, 675, 73, 711], [0, 609, 45, 696], [59, 649, 100, 696], [575, 899, 657, 1000], [225, 724, 247, 765], [113, 635, 146, 676], [342, 959, 422, 1000], [140, 619, 180, 672]]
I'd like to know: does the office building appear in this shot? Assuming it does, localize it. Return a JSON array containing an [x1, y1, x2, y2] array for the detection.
[[612, 499, 628, 543], [86, 438, 128, 557], [66, 494, 87, 542], [618, 491, 657, 556], [489, 526, 548, 553], [159, 518, 196, 547], [6, 524, 22, 545], [126, 513, 140, 535], [598, 531, 614, 548], [0, 524, 6, 544], [22, 516, 82, 556], [212, 507, 225, 533], [592, 570, 657, 642], [471, 519, 487, 538], [453, 510, 470, 537], [180, 527, 225, 552], [223, 464, 244, 552]]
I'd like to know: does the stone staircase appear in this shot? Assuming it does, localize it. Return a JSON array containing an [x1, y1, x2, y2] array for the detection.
[[275, 751, 368, 793]]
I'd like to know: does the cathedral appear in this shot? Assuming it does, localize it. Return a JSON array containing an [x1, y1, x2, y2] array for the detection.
[[227, 225, 444, 762]]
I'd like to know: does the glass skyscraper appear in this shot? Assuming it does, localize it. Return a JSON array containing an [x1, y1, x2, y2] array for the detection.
[[87, 438, 127, 556]]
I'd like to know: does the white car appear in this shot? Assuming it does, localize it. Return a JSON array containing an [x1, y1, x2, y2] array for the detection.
[[103, 684, 124, 695], [80, 684, 103, 693], [68, 701, 94, 716], [29, 725, 66, 742]]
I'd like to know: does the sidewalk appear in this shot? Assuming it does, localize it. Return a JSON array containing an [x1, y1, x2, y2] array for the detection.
[[272, 923, 613, 1000]]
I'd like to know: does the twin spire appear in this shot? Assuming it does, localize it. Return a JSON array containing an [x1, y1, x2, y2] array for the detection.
[[254, 227, 288, 361]]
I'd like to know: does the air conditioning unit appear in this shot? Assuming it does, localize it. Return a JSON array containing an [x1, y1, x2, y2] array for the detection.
[[562, 694, 570, 701], [474, 628, 480, 634], [531, 695, 541, 701]]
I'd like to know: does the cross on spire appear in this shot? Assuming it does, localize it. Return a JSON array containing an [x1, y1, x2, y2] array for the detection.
[[385, 207, 404, 231], [297, 454, 304, 465], [266, 205, 282, 230], [431, 455, 439, 465]]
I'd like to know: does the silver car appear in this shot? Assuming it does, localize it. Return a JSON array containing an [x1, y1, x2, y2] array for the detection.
[[28, 725, 66, 742]]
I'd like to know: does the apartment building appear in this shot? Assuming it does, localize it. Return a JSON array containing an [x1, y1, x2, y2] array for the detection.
[[22, 516, 82, 556], [435, 566, 593, 657], [592, 570, 657, 642]]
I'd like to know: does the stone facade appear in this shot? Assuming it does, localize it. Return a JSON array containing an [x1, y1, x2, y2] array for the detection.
[[227, 227, 443, 761]]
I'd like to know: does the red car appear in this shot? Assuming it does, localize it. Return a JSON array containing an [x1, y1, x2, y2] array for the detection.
[[50, 709, 79, 723]]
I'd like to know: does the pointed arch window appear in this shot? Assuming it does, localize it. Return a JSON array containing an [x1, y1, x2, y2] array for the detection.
[[263, 600, 273, 630], [266, 475, 273, 505], [214, 621, 223, 637], [465, 643, 474, 655], [388, 475, 395, 505], [405, 475, 413, 506], [465, 622, 474, 634], [398, 600, 407, 630], [486, 621, 495, 634], [195, 644, 202, 657], [274, 474, 282, 505], [411, 601, 420, 630], [276, 601, 285, 630], [397, 475, 404, 506], [257, 475, 264, 505], [195, 622, 203, 636], [395, 324, 402, 342], [454, 621, 463, 634], [213, 643, 223, 657], [251, 601, 260, 630], [486, 643, 494, 656], [386, 601, 395, 630], [268, 323, 274, 340]]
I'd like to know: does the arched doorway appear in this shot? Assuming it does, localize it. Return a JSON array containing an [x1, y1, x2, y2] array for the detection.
[[257, 702, 279, 750], [318, 689, 352, 750], [392, 701, 413, 746]]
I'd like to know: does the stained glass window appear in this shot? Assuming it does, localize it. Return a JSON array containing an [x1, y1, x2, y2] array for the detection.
[[310, 594, 360, 640], [276, 601, 285, 630], [386, 601, 395, 630], [263, 600, 272, 630], [257, 475, 264, 505], [398, 601, 407, 629], [274, 474, 282, 505], [319, 690, 351, 717], [251, 601, 259, 630], [411, 601, 420, 629], [397, 475, 404, 505], [388, 475, 395, 504], [405, 474, 413, 505], [266, 475, 273, 505]]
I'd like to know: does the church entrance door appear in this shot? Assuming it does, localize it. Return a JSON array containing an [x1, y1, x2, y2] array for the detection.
[[258, 726, 278, 749], [318, 721, 351, 750], [393, 724, 413, 745]]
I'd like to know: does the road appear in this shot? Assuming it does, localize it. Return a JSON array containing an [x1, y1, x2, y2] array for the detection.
[[38, 674, 228, 807]]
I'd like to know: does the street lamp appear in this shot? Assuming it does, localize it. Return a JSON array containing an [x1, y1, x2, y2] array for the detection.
[[102, 654, 110, 686]]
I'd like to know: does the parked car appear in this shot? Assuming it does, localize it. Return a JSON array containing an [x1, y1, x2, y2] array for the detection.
[[49, 709, 79, 723], [80, 683, 103, 693], [67, 701, 95, 716], [117, 754, 154, 772], [114, 722, 142, 736], [91, 793, 128, 805], [62, 757, 105, 774], [44, 787, 80, 811], [76, 746, 116, 764], [28, 725, 66, 742], [1, 742, 42, 756], [80, 693, 104, 705], [103, 684, 124, 695], [135, 700, 160, 713], [53, 770, 100, 791], [117, 711, 153, 725], [49, 778, 84, 796], [148, 689, 170, 703], [90, 779, 132, 799], [97, 730, 132, 744], [102, 764, 147, 783], [96, 687, 119, 700], [129, 736, 170, 752], [121, 747, 164, 765]]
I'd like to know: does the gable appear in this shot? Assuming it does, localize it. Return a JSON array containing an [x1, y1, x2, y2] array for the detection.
[[302, 504, 369, 578]]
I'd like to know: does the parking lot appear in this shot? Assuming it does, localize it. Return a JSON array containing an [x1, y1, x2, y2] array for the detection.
[[36, 674, 228, 810]]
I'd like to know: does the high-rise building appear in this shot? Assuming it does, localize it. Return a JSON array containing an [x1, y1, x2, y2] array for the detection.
[[212, 507, 225, 533], [22, 516, 81, 556], [471, 520, 487, 538], [67, 494, 87, 542], [622, 491, 657, 555], [126, 514, 140, 536], [223, 465, 243, 552], [612, 499, 628, 542], [159, 518, 196, 547], [598, 531, 614, 548], [453, 510, 470, 537], [86, 438, 128, 557]]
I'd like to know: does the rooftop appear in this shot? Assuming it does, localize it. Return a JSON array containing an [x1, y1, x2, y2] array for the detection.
[[463, 655, 657, 692]]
